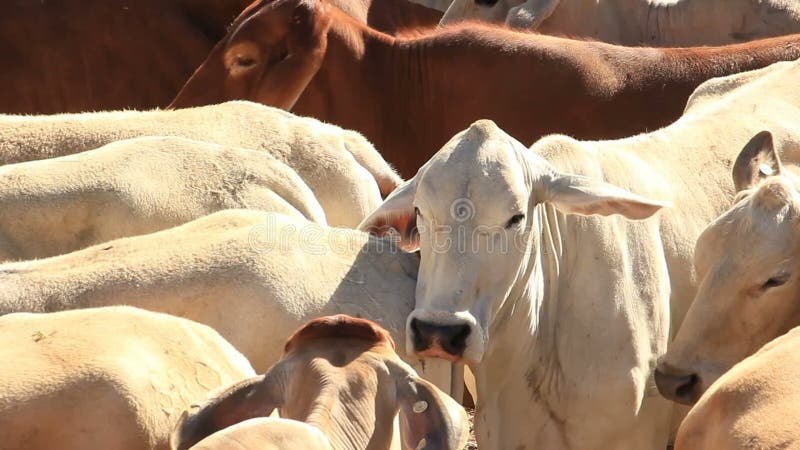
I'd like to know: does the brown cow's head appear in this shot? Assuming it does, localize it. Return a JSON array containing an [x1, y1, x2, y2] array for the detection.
[[170, 0, 332, 110], [171, 314, 469, 450]]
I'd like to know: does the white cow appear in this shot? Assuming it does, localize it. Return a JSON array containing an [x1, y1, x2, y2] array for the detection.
[[675, 326, 800, 450], [172, 315, 468, 450], [655, 132, 800, 405], [359, 60, 800, 448], [440, 0, 800, 46], [0, 306, 255, 450], [0, 101, 401, 227], [361, 120, 673, 449], [0, 209, 454, 394], [0, 136, 326, 261]]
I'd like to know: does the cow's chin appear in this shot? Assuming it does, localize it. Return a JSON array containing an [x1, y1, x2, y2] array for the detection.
[[414, 347, 464, 363]]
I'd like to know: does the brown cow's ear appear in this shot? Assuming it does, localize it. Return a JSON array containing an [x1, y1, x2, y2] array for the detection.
[[733, 131, 783, 192], [358, 178, 420, 252], [170, 370, 285, 450], [395, 375, 469, 450]]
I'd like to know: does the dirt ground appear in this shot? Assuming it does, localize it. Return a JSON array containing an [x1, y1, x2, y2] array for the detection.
[[466, 408, 478, 449]]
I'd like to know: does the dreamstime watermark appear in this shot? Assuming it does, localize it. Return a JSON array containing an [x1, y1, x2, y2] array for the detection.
[[246, 198, 531, 257]]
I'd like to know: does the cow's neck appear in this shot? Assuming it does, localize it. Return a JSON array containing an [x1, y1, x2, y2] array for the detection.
[[470, 203, 570, 448]]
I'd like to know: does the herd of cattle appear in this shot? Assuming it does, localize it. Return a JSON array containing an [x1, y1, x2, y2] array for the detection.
[[3, 0, 800, 449]]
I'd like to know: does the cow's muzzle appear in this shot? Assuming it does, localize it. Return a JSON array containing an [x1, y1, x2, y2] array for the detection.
[[410, 317, 471, 361], [654, 364, 701, 405]]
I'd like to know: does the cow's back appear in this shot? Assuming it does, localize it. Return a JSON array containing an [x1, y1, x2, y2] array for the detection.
[[676, 327, 800, 449], [0, 306, 254, 450], [0, 1, 222, 114]]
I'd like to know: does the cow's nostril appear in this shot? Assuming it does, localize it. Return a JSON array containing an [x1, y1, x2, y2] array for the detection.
[[440, 323, 471, 356], [410, 318, 431, 352], [675, 373, 699, 400], [654, 367, 701, 405]]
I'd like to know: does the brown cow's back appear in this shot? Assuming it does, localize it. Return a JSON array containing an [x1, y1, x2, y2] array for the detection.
[[0, 0, 253, 114], [171, 2, 800, 177]]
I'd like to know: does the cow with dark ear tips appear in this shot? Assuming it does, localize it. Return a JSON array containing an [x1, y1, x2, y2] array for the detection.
[[171, 315, 469, 450]]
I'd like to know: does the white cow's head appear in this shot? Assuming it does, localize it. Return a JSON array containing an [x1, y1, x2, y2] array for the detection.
[[359, 121, 667, 364], [440, 0, 557, 29], [656, 131, 800, 405]]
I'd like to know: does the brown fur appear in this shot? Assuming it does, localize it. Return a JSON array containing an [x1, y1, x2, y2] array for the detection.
[[0, 0, 252, 114], [172, 0, 800, 177], [0, 0, 438, 115], [284, 314, 396, 354]]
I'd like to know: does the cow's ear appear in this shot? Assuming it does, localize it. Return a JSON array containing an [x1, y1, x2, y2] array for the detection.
[[537, 172, 669, 220], [358, 178, 420, 252], [732, 131, 783, 192], [170, 369, 284, 450], [395, 375, 469, 450]]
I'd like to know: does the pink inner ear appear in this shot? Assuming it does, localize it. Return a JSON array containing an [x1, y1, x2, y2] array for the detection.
[[362, 211, 419, 251]]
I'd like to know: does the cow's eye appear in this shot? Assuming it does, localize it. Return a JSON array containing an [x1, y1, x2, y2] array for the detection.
[[506, 213, 525, 229], [762, 273, 790, 290], [234, 55, 257, 67]]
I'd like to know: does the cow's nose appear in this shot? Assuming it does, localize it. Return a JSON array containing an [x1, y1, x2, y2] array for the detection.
[[410, 318, 471, 357], [654, 365, 701, 405]]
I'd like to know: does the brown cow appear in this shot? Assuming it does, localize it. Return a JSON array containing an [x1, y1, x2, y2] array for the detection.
[[171, 0, 800, 177], [170, 315, 469, 450], [0, 0, 439, 114]]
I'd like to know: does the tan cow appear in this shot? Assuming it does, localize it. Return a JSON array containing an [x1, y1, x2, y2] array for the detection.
[[172, 315, 469, 450], [440, 0, 800, 46], [655, 131, 800, 405], [675, 326, 800, 449], [0, 136, 326, 261], [0, 209, 455, 393], [0, 101, 401, 225], [358, 61, 800, 449], [0, 306, 255, 450]]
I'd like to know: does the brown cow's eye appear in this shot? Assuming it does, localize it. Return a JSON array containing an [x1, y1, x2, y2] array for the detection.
[[234, 55, 257, 67]]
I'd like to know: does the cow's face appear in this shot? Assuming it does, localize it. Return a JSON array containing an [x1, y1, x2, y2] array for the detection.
[[170, 0, 330, 110], [359, 121, 666, 365], [656, 131, 800, 405], [440, 0, 525, 26]]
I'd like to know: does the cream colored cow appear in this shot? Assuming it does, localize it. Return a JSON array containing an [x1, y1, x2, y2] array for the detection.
[[0, 101, 401, 227], [361, 120, 673, 450], [0, 136, 325, 261], [675, 326, 800, 449], [655, 131, 800, 405], [172, 315, 468, 450], [0, 306, 255, 450], [0, 209, 454, 393], [359, 60, 800, 449], [440, 0, 800, 46]]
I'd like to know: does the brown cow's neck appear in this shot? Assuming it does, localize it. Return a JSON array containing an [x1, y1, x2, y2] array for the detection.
[[295, 17, 800, 177]]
